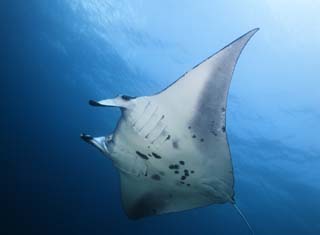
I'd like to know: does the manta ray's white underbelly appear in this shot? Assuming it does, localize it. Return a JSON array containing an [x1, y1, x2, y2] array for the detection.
[[110, 98, 226, 198], [82, 28, 259, 219]]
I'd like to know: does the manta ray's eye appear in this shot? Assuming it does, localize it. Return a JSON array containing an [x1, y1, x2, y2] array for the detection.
[[121, 95, 136, 101]]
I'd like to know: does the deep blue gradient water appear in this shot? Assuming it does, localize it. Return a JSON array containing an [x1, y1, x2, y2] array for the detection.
[[4, 1, 320, 234]]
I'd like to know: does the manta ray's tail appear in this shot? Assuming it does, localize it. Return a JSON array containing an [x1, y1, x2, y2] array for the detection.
[[233, 204, 254, 235]]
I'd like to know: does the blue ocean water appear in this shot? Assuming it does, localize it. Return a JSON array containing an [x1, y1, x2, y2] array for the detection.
[[4, 1, 320, 234]]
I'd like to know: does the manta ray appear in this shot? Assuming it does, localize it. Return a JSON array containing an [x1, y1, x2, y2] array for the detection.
[[81, 28, 258, 229]]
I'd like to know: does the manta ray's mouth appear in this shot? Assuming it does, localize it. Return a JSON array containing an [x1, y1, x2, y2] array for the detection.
[[80, 133, 109, 154]]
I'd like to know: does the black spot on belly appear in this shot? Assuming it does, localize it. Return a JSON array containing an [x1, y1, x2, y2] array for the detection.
[[211, 131, 217, 136], [179, 161, 185, 165], [192, 134, 196, 138], [221, 107, 226, 112], [221, 126, 226, 132], [172, 140, 179, 149], [187, 184, 191, 187], [151, 174, 161, 181], [174, 171, 179, 174], [180, 181, 185, 184], [165, 135, 171, 141], [181, 176, 186, 180], [200, 138, 204, 142], [136, 151, 148, 160], [188, 126, 191, 129], [152, 152, 162, 159], [191, 170, 194, 174], [169, 164, 179, 170]]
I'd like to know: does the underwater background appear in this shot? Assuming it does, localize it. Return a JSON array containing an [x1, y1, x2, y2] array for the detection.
[[4, 0, 320, 234]]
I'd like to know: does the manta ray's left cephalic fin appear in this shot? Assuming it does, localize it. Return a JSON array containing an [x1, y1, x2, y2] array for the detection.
[[89, 95, 137, 109]]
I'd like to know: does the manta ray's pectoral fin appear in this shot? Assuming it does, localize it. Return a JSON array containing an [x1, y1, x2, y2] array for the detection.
[[80, 133, 108, 154]]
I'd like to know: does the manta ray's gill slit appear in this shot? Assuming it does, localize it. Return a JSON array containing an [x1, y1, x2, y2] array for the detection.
[[136, 151, 149, 160], [161, 133, 172, 144], [151, 127, 168, 145], [138, 106, 159, 133], [131, 101, 152, 129], [144, 113, 165, 141]]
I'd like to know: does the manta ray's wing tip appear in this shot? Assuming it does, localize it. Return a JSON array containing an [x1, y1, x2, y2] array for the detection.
[[244, 27, 260, 38]]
